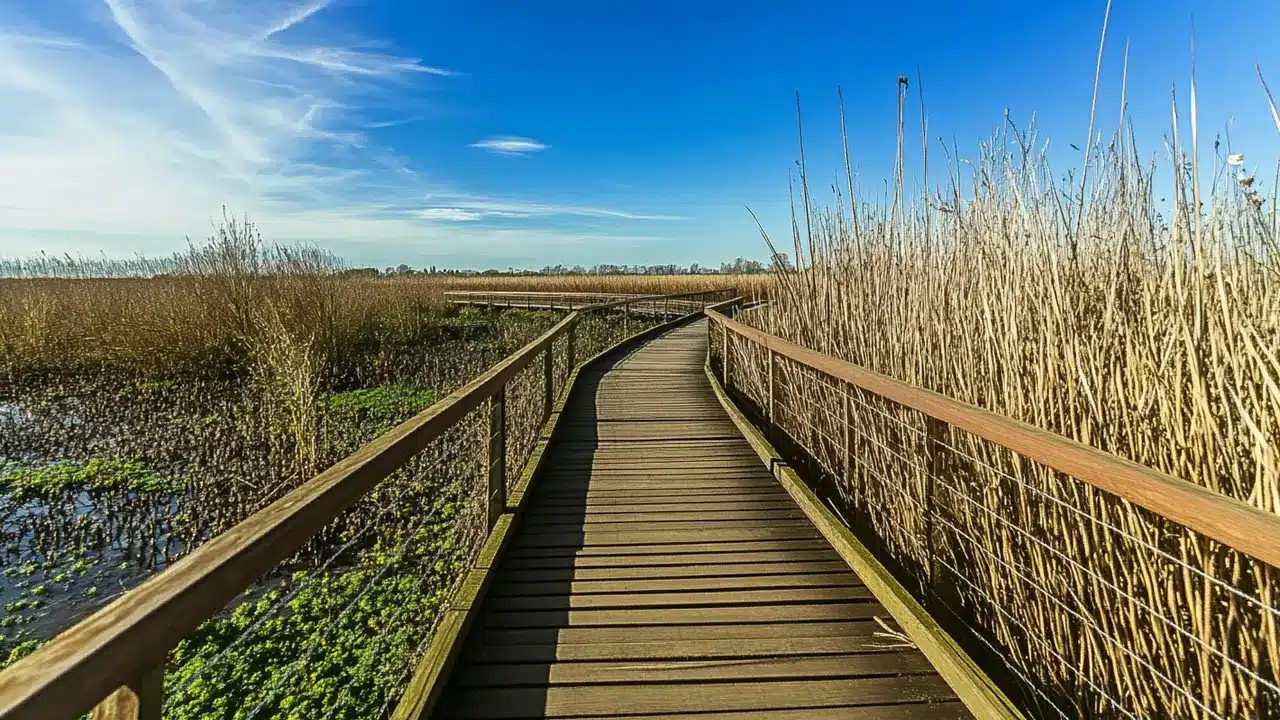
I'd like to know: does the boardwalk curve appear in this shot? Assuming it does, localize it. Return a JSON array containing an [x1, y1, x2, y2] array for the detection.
[[430, 322, 975, 719]]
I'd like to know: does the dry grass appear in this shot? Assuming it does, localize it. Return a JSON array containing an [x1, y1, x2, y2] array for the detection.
[[0, 220, 450, 385], [729, 76, 1280, 718], [430, 272, 770, 297], [0, 227, 756, 385]]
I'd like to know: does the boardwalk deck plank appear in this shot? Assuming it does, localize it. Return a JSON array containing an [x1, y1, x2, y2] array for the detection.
[[441, 676, 959, 719], [430, 321, 972, 719], [490, 571, 860, 595]]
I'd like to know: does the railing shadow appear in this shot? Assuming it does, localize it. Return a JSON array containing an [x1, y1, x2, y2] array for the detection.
[[436, 341, 646, 717]]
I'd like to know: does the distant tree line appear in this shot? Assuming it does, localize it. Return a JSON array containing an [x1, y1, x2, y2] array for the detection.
[[340, 255, 790, 279]]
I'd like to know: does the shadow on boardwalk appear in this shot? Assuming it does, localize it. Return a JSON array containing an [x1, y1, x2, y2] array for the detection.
[[432, 322, 972, 719]]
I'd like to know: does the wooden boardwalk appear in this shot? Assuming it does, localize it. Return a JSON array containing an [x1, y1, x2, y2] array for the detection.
[[432, 321, 974, 719]]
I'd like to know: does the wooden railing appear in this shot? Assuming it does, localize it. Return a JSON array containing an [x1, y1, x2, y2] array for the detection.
[[443, 290, 635, 311], [444, 290, 714, 317], [706, 307, 1280, 718], [707, 308, 1280, 566], [0, 290, 733, 720]]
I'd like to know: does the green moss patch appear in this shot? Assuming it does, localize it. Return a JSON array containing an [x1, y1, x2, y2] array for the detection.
[[0, 458, 184, 502]]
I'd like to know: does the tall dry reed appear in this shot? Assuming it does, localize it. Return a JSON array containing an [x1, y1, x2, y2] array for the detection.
[[431, 272, 771, 297], [741, 67, 1280, 718]]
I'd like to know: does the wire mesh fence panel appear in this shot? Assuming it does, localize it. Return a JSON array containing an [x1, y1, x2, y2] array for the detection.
[[160, 403, 488, 720], [930, 425, 1280, 720], [573, 308, 629, 363], [552, 333, 571, 405], [502, 357, 547, 494], [713, 316, 1280, 720]]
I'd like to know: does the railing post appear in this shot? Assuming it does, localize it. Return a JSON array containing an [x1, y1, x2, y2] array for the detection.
[[91, 662, 163, 720], [843, 385, 854, 511], [566, 323, 576, 372], [767, 347, 777, 442], [624, 303, 631, 337], [488, 387, 506, 530], [706, 317, 712, 363], [923, 417, 945, 604], [721, 323, 729, 387], [543, 342, 554, 421]]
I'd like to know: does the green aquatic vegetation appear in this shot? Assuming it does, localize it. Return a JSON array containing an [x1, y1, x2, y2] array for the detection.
[[0, 300, 554, 710], [321, 386, 438, 437], [323, 386, 437, 417], [164, 534, 462, 719], [0, 458, 184, 502], [1, 639, 42, 670], [137, 379, 178, 393]]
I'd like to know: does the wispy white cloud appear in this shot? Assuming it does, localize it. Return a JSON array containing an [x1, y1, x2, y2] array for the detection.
[[468, 135, 548, 156], [0, 0, 444, 250], [415, 207, 484, 222], [0, 1, 677, 264], [418, 194, 686, 221]]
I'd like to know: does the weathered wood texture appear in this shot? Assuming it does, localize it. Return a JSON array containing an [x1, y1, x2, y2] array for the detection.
[[433, 322, 972, 719]]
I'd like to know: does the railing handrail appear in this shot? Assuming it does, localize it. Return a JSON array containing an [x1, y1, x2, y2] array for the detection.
[[706, 308, 1280, 570], [442, 290, 633, 298], [593, 289, 734, 310], [443, 290, 729, 306], [0, 290, 730, 719]]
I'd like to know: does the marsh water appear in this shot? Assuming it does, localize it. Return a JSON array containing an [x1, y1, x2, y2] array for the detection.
[[0, 306, 560, 666]]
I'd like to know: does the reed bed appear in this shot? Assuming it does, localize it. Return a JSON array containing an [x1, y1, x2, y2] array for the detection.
[[0, 216, 566, 685], [730, 73, 1280, 718], [0, 245, 763, 387], [430, 272, 772, 297]]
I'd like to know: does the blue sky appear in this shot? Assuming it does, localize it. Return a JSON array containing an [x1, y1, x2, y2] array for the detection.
[[1, 0, 1277, 269]]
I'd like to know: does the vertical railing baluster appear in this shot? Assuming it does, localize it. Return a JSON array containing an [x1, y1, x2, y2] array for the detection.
[[624, 303, 631, 337], [488, 387, 506, 530], [91, 662, 164, 720]]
